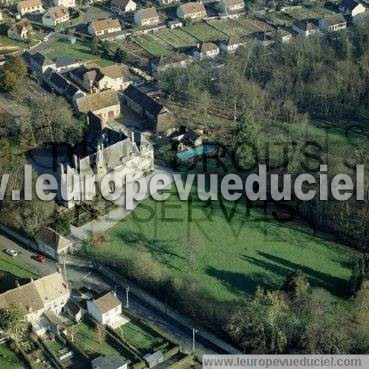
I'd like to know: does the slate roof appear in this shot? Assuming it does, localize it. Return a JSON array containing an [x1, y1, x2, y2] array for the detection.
[[70, 65, 90, 80], [75, 89, 119, 114], [340, 0, 361, 11], [54, 55, 78, 68], [91, 292, 121, 314], [36, 227, 72, 252], [111, 0, 134, 8], [124, 84, 166, 115], [92, 355, 126, 369], [30, 52, 55, 68], [293, 20, 319, 31]]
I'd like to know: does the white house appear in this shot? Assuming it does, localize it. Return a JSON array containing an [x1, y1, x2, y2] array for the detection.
[[218, 0, 244, 13], [53, 0, 76, 7], [177, 2, 206, 20], [318, 14, 347, 32], [194, 42, 219, 60], [219, 36, 246, 53], [17, 0, 43, 16], [134, 7, 160, 27], [292, 20, 320, 37], [353, 11, 369, 24], [111, 0, 136, 12], [36, 227, 73, 261], [88, 18, 121, 36], [339, 0, 365, 17], [156, 0, 178, 5], [0, 272, 70, 322], [86, 292, 123, 326], [42, 6, 70, 27]]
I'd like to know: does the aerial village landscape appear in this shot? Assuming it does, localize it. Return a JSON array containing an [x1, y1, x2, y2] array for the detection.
[[0, 0, 369, 367]]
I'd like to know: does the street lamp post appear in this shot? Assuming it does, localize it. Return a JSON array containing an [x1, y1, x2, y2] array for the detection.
[[192, 328, 198, 354], [125, 287, 130, 309]]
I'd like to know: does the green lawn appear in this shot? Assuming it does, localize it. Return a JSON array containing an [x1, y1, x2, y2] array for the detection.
[[156, 28, 199, 48], [207, 20, 252, 37], [43, 38, 114, 67], [235, 17, 274, 32], [183, 22, 228, 42], [116, 321, 163, 355], [84, 186, 356, 303], [0, 253, 38, 293], [72, 321, 132, 361], [134, 35, 174, 57], [0, 343, 26, 369]]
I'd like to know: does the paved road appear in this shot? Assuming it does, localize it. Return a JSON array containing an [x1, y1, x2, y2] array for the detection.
[[0, 231, 233, 359]]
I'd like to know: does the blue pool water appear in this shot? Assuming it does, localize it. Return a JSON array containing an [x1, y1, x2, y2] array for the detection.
[[176, 145, 216, 161]]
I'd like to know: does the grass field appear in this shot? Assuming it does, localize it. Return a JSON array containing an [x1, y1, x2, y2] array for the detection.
[[116, 320, 162, 355], [85, 185, 356, 303], [0, 253, 38, 293], [156, 28, 199, 48], [134, 35, 174, 57], [184, 22, 228, 42], [42, 38, 114, 67], [0, 343, 26, 369], [207, 19, 253, 37], [72, 321, 131, 360]]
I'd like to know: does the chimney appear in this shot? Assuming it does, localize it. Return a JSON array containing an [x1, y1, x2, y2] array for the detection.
[[59, 162, 64, 176], [130, 129, 135, 144], [15, 280, 20, 288]]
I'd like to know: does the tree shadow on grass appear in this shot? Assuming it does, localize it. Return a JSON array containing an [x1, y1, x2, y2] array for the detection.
[[248, 251, 349, 297], [114, 229, 185, 270], [205, 266, 277, 297]]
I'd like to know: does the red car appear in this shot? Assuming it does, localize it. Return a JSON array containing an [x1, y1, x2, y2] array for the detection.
[[35, 255, 46, 263]]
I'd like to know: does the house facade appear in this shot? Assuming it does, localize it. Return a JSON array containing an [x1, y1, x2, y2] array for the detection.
[[353, 11, 369, 24], [53, 0, 76, 7], [36, 227, 73, 261], [218, 0, 244, 13], [88, 18, 121, 36], [193, 42, 219, 59], [42, 6, 70, 27], [318, 14, 347, 32], [70, 64, 132, 92], [219, 36, 246, 53], [111, 0, 136, 12], [150, 54, 192, 76], [339, 0, 365, 17], [0, 272, 70, 322], [58, 128, 154, 208], [134, 7, 160, 27], [292, 20, 319, 37], [7, 20, 33, 41], [177, 2, 206, 20], [87, 292, 122, 325], [17, 0, 43, 15]]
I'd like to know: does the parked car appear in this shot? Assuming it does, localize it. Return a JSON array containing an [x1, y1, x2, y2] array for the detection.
[[4, 249, 18, 257], [35, 255, 46, 263]]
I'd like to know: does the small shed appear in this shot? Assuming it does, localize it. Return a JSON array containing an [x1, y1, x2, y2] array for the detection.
[[143, 350, 164, 368]]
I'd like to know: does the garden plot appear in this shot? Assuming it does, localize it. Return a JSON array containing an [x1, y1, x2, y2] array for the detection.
[[183, 22, 228, 42], [156, 28, 199, 48], [235, 17, 274, 32], [207, 19, 252, 37], [134, 34, 174, 57]]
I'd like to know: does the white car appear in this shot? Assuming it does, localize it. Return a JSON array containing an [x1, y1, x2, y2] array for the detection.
[[5, 249, 18, 257]]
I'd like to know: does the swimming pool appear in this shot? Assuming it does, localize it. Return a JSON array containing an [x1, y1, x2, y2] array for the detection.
[[176, 145, 216, 161]]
